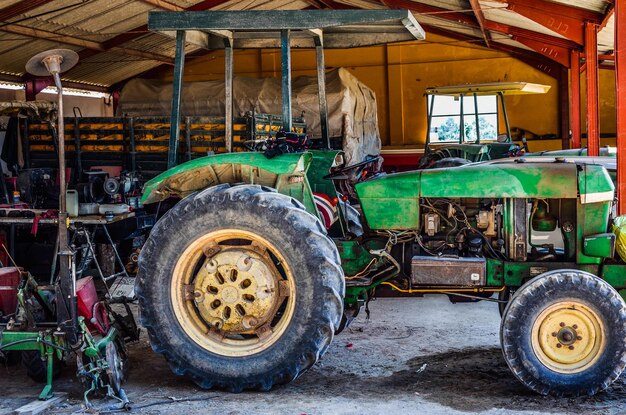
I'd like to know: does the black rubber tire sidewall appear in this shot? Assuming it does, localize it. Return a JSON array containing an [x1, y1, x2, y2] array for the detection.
[[137, 185, 344, 391], [501, 269, 626, 396]]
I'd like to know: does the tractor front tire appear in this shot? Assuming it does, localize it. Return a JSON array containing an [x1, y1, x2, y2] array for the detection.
[[501, 270, 626, 396], [137, 184, 344, 391]]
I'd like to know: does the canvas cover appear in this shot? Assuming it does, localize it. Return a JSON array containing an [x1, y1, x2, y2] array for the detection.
[[117, 68, 380, 164]]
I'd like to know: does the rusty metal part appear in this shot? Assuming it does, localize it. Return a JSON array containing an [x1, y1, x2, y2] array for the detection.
[[531, 301, 605, 374], [171, 229, 296, 357]]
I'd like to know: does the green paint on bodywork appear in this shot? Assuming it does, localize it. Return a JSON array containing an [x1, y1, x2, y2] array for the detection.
[[601, 264, 626, 288], [578, 164, 614, 201], [501, 262, 599, 287], [141, 152, 312, 204], [307, 150, 341, 198], [355, 171, 420, 229], [420, 162, 578, 198], [337, 239, 385, 276], [577, 202, 612, 264]]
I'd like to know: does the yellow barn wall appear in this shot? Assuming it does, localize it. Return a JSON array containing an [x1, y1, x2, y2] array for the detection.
[[165, 33, 616, 152]]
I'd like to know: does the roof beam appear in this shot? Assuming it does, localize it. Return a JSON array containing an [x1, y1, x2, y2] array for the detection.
[[135, 0, 184, 12], [497, 0, 603, 45], [420, 23, 562, 78], [0, 0, 53, 22], [381, 0, 475, 26], [381, 0, 578, 59], [483, 21, 579, 50], [468, 0, 490, 47], [0, 24, 174, 64]]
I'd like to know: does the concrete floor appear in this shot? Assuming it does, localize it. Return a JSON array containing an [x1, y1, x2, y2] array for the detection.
[[1, 296, 625, 414]]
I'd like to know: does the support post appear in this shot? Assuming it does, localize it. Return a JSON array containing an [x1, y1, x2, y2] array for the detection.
[[616, 0, 626, 214], [281, 29, 292, 132], [168, 30, 186, 168], [224, 37, 233, 152], [559, 66, 570, 149], [571, 50, 581, 148], [585, 22, 600, 156], [314, 33, 330, 149]]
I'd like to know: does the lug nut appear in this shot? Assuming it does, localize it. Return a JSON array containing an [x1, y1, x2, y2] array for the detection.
[[551, 332, 557, 337], [572, 324, 578, 329], [556, 344, 562, 348], [569, 345, 575, 350], [576, 336, 582, 340], [559, 322, 565, 327]]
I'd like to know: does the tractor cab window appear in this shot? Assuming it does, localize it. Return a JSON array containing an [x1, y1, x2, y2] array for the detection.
[[427, 94, 499, 143]]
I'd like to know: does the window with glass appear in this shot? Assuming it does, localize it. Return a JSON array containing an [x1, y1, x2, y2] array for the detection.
[[427, 94, 499, 143]]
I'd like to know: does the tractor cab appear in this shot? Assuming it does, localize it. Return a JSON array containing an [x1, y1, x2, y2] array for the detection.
[[419, 82, 550, 167]]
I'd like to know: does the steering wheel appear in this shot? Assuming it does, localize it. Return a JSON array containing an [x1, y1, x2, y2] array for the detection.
[[323, 156, 382, 180]]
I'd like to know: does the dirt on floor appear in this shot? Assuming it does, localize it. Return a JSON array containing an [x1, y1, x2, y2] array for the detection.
[[1, 296, 625, 415]]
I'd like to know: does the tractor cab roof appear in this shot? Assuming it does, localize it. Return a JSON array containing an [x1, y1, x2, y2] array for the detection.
[[425, 82, 551, 97]]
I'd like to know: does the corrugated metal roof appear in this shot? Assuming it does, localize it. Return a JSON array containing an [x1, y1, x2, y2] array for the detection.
[[0, 0, 616, 90]]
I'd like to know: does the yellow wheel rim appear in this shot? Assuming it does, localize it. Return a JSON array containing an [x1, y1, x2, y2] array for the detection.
[[171, 229, 296, 357], [531, 301, 605, 374]]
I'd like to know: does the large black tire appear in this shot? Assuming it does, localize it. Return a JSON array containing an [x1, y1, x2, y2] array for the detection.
[[501, 270, 626, 396], [137, 184, 344, 391], [21, 350, 62, 383]]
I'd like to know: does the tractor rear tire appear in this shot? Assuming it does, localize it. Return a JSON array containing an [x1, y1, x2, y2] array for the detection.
[[137, 184, 344, 391], [501, 270, 626, 396]]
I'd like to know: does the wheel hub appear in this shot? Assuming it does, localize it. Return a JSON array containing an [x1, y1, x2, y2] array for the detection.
[[531, 301, 605, 373], [193, 248, 280, 334]]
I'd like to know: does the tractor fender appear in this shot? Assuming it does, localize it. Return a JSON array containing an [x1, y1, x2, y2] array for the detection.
[[140, 152, 312, 205]]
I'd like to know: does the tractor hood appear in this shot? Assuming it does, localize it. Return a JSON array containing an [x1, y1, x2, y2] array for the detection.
[[356, 158, 614, 230]]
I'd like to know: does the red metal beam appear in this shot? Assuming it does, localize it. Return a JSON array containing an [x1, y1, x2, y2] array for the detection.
[[503, 0, 603, 45], [24, 78, 52, 101], [382, 0, 578, 67], [585, 22, 600, 156], [616, 0, 626, 214], [483, 21, 579, 50], [0, 0, 52, 22], [559, 66, 570, 149], [510, 36, 570, 67], [421, 23, 562, 79], [571, 50, 581, 148]]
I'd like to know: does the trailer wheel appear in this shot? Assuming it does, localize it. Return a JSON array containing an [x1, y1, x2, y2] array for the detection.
[[501, 270, 626, 396], [137, 184, 344, 391], [21, 350, 62, 383]]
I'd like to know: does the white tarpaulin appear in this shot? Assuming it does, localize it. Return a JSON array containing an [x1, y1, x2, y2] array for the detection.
[[117, 68, 380, 164]]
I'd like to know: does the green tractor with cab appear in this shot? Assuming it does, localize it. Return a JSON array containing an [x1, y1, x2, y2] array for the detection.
[[136, 9, 626, 397]]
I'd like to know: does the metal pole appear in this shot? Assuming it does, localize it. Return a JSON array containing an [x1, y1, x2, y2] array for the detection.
[[616, 0, 626, 214], [281, 29, 292, 132], [224, 38, 234, 152], [585, 21, 600, 157], [54, 71, 75, 340], [459, 95, 464, 143], [570, 50, 581, 148], [500, 92, 511, 139], [315, 34, 329, 148], [473, 93, 480, 143], [168, 30, 186, 168], [426, 94, 434, 145]]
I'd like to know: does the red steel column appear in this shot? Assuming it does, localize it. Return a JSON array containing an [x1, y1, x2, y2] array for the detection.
[[571, 50, 581, 148], [559, 66, 570, 149], [616, 0, 626, 214], [585, 21, 600, 156]]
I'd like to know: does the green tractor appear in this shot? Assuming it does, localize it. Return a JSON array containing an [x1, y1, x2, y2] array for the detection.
[[136, 10, 626, 397]]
